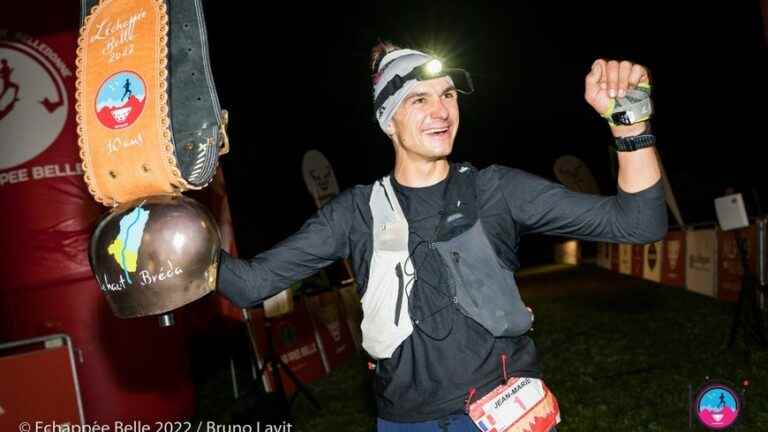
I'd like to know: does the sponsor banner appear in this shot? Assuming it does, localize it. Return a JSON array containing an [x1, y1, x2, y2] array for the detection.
[[686, 229, 717, 298], [631, 244, 644, 278], [247, 297, 327, 395], [618, 244, 632, 275], [661, 231, 686, 287], [717, 225, 757, 302], [305, 290, 356, 372], [643, 241, 663, 282]]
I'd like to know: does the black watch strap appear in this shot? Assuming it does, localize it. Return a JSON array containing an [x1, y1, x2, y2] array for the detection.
[[614, 133, 656, 152]]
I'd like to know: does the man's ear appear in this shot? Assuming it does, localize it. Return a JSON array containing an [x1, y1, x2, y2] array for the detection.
[[386, 120, 396, 137]]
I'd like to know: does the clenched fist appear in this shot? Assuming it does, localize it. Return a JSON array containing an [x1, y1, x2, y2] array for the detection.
[[585, 59, 651, 136]]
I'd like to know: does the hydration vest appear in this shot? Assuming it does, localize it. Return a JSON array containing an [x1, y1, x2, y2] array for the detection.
[[361, 164, 534, 359]]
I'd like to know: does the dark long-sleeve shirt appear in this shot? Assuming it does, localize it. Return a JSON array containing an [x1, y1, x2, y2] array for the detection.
[[217, 163, 667, 421]]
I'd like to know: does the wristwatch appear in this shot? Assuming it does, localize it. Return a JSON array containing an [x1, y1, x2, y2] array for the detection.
[[614, 133, 656, 152], [603, 82, 653, 126]]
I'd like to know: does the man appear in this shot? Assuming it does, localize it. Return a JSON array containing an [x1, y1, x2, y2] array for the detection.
[[216, 42, 667, 431]]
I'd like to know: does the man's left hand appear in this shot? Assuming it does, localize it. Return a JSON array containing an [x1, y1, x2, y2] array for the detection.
[[585, 59, 650, 137]]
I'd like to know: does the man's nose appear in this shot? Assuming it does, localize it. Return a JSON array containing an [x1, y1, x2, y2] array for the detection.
[[430, 97, 449, 120]]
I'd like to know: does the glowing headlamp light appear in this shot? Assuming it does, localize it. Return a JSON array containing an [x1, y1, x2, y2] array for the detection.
[[373, 58, 474, 114], [424, 59, 443, 76]]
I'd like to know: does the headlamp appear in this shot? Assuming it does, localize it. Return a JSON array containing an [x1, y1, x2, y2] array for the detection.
[[373, 58, 474, 114], [424, 59, 443, 75]]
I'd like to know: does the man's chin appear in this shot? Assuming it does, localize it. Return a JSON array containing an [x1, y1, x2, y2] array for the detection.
[[421, 136, 454, 155], [411, 148, 451, 162], [429, 144, 454, 159]]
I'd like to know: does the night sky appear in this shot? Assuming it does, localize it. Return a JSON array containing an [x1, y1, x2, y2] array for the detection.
[[200, 1, 768, 261]]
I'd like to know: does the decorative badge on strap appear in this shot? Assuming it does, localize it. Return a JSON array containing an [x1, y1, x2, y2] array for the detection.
[[601, 81, 653, 126]]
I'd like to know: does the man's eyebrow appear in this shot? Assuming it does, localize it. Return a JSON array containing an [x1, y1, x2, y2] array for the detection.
[[441, 85, 457, 95], [404, 86, 458, 102], [404, 92, 429, 102]]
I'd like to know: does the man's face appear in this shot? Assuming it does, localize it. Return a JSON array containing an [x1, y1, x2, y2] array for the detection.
[[388, 77, 459, 161]]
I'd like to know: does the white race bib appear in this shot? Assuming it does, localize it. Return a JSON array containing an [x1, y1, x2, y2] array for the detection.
[[468, 377, 561, 432]]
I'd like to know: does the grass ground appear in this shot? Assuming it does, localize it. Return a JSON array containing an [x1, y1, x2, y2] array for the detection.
[[195, 265, 768, 431]]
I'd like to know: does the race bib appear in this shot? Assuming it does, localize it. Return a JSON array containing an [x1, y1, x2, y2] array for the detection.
[[468, 377, 561, 432]]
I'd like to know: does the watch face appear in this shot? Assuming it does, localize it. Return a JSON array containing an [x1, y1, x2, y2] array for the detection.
[[611, 111, 632, 125]]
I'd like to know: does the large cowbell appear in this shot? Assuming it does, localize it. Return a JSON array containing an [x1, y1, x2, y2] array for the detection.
[[90, 195, 221, 318]]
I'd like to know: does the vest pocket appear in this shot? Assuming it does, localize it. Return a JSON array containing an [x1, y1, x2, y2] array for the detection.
[[436, 222, 533, 337], [360, 250, 415, 359]]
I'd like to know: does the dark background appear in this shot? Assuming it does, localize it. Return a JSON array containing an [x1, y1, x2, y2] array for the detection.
[[200, 0, 768, 264]]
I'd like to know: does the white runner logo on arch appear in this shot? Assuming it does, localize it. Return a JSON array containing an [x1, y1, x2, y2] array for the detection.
[[0, 32, 69, 170]]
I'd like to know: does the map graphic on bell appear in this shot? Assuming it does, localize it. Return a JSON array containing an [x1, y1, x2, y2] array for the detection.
[[95, 71, 146, 129], [107, 204, 150, 283]]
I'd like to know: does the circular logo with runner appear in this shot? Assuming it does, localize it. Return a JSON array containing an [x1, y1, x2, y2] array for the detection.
[[0, 37, 69, 170], [694, 382, 741, 430], [95, 71, 146, 129]]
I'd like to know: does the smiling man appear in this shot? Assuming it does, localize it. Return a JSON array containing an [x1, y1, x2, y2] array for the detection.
[[216, 41, 667, 431]]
